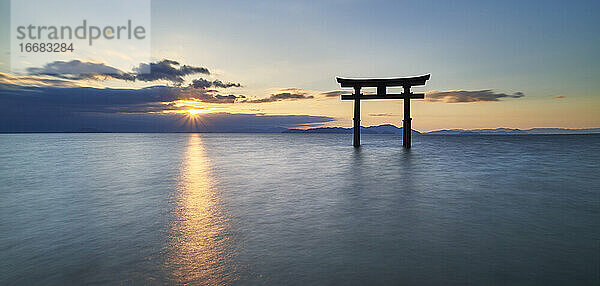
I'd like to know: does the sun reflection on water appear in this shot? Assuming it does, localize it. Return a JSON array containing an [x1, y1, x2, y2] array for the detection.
[[165, 134, 233, 285]]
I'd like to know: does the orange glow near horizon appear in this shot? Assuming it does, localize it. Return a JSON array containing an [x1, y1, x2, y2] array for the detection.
[[152, 93, 600, 132]]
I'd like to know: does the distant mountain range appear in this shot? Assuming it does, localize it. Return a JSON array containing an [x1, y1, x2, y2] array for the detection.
[[283, 124, 420, 134], [283, 124, 600, 135], [423, 127, 600, 135]]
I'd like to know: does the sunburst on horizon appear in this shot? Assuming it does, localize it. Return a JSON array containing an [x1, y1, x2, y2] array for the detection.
[[185, 109, 209, 116]]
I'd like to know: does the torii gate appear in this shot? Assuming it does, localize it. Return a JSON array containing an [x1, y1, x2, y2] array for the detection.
[[336, 74, 430, 148]]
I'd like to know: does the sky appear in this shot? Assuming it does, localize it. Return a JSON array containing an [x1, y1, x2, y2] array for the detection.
[[0, 0, 599, 132]]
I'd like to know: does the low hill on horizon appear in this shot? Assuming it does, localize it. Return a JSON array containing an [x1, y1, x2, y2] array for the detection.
[[284, 125, 600, 135], [283, 124, 420, 135]]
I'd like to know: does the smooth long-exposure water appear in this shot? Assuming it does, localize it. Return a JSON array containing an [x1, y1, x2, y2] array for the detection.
[[1, 133, 599, 285]]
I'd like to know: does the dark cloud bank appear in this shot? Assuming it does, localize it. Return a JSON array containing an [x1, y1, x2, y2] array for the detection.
[[0, 110, 333, 133], [0, 84, 333, 132]]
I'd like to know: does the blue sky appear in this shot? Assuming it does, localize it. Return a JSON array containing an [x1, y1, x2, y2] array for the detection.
[[149, 0, 599, 92]]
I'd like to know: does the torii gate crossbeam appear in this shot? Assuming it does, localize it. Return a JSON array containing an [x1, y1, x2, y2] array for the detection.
[[336, 74, 430, 148]]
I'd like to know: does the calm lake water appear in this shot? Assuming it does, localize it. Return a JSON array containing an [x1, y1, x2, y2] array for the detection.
[[0, 133, 599, 285]]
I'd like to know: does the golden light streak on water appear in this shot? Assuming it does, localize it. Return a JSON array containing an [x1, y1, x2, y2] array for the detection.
[[165, 134, 234, 285]]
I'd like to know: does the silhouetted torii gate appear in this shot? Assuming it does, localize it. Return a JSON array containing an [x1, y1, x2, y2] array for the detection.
[[336, 74, 430, 148]]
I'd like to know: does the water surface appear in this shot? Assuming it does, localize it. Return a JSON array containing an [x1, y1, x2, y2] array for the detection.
[[1, 133, 598, 285]]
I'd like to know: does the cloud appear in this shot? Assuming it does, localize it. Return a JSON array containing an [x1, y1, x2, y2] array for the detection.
[[26, 59, 211, 84], [425, 90, 525, 103], [244, 89, 314, 103], [369, 113, 396, 117], [552, 95, 565, 99], [177, 88, 245, 104], [27, 60, 136, 81], [190, 78, 241, 89], [212, 80, 242, 88], [320, 90, 350, 97], [134, 59, 210, 84], [0, 72, 80, 87]]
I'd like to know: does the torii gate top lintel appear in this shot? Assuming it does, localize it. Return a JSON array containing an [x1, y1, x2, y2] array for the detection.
[[336, 74, 430, 88], [336, 74, 430, 148]]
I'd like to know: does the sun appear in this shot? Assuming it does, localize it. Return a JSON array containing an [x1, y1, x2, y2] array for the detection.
[[185, 109, 205, 116], [174, 108, 209, 130]]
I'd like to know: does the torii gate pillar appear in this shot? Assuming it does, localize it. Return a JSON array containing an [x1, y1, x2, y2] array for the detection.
[[402, 85, 412, 148], [353, 86, 361, 147], [336, 74, 430, 148]]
